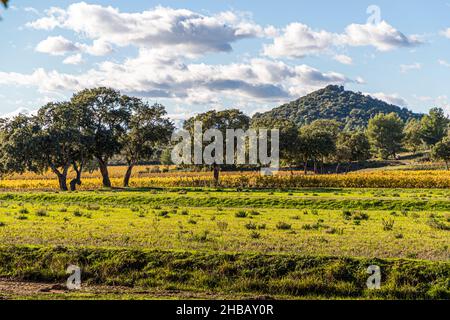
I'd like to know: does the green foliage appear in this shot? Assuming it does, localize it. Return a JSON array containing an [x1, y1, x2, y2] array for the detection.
[[419, 107, 449, 146], [70, 88, 130, 188], [367, 113, 405, 159], [382, 217, 395, 231], [276, 221, 292, 230], [297, 120, 339, 171], [250, 117, 300, 165], [334, 130, 371, 169], [431, 136, 450, 170], [0, 246, 448, 299], [253, 85, 420, 129], [0, 88, 171, 190], [120, 99, 174, 187], [403, 118, 423, 153]]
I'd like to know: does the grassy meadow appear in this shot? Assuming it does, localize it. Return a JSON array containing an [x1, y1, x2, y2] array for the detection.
[[0, 180, 449, 299]]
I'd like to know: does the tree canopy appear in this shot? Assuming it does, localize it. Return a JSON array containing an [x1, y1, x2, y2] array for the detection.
[[367, 113, 405, 160]]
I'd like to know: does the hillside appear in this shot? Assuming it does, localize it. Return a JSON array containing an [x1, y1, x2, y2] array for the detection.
[[253, 85, 422, 128]]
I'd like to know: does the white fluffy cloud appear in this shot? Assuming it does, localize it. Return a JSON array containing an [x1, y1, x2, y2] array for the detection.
[[35, 36, 79, 56], [63, 53, 84, 65], [263, 23, 336, 58], [36, 35, 113, 57], [0, 49, 356, 108], [333, 54, 353, 65], [27, 2, 267, 56], [369, 92, 408, 106], [264, 21, 421, 59], [342, 21, 421, 51]]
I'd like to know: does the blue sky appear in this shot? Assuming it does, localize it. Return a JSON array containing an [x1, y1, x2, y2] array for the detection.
[[1, 0, 450, 120]]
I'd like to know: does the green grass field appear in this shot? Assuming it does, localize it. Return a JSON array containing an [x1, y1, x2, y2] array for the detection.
[[0, 188, 449, 299]]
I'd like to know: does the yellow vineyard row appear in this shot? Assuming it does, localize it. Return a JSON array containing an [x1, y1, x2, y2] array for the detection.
[[2, 170, 450, 190]]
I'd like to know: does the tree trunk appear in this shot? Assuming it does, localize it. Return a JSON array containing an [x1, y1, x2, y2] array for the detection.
[[303, 160, 308, 175], [313, 161, 317, 174], [70, 162, 83, 191], [446, 160, 449, 171], [213, 163, 220, 186], [51, 164, 69, 191], [97, 157, 112, 188], [335, 162, 341, 174], [123, 164, 134, 187], [57, 173, 68, 191]]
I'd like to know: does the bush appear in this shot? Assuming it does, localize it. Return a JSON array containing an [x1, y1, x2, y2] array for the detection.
[[245, 222, 257, 230], [427, 217, 450, 231], [216, 221, 228, 232], [35, 209, 48, 217], [18, 208, 29, 214], [276, 221, 292, 230], [73, 210, 83, 217], [235, 210, 248, 218], [382, 217, 395, 231], [249, 231, 261, 239], [158, 210, 169, 217]]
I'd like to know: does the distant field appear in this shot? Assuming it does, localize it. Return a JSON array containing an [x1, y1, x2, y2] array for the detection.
[[3, 167, 450, 190], [0, 188, 448, 299]]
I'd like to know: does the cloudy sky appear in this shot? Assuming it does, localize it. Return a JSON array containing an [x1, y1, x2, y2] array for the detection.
[[1, 0, 450, 120]]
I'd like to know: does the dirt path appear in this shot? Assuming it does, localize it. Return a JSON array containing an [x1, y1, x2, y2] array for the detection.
[[0, 278, 265, 300]]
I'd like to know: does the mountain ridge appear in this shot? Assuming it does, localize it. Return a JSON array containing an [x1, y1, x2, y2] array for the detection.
[[252, 85, 422, 128]]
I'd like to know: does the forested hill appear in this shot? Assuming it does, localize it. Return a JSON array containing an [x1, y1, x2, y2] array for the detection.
[[252, 85, 422, 128]]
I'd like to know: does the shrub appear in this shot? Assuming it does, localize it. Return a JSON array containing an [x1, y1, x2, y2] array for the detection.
[[35, 209, 48, 217], [158, 210, 169, 217], [382, 217, 395, 231], [235, 210, 248, 218], [427, 217, 450, 231], [245, 222, 257, 230], [249, 231, 261, 239], [73, 210, 83, 217], [276, 221, 292, 230], [216, 221, 228, 232]]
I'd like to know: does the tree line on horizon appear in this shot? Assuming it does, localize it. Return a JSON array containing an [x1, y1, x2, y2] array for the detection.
[[182, 107, 450, 176], [1, 87, 450, 191]]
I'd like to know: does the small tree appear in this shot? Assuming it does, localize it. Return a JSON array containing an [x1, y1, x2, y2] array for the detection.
[[334, 131, 370, 173], [0, 114, 38, 177], [0, 103, 86, 191], [403, 118, 423, 154], [348, 131, 371, 162], [120, 99, 174, 187], [431, 137, 450, 170], [71, 87, 131, 188], [420, 107, 449, 147], [35, 102, 89, 191], [334, 132, 352, 173], [367, 113, 404, 160], [250, 118, 299, 168], [298, 121, 337, 174], [184, 109, 250, 184]]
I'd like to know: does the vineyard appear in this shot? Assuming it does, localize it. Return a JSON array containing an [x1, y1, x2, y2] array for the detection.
[[3, 167, 450, 190]]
